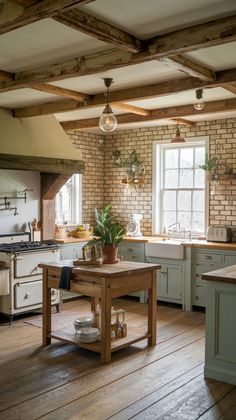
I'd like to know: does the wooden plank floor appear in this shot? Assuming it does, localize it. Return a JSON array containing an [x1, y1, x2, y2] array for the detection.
[[0, 298, 235, 420]]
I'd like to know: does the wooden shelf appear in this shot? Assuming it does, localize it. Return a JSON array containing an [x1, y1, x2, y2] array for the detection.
[[49, 326, 149, 354]]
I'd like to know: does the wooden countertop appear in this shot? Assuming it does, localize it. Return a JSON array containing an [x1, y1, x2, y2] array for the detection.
[[54, 236, 236, 250], [39, 259, 161, 277], [202, 264, 236, 284]]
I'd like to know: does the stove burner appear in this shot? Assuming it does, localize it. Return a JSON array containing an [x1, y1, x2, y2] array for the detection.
[[0, 241, 58, 253]]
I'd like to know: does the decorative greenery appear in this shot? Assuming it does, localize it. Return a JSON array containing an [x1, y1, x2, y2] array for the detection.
[[198, 153, 219, 171], [87, 204, 125, 247], [112, 149, 145, 178]]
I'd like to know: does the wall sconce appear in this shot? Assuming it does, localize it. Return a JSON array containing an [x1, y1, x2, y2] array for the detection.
[[171, 123, 185, 143], [99, 78, 117, 132], [194, 89, 205, 111]]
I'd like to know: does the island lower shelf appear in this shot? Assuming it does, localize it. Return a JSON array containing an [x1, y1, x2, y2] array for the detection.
[[49, 326, 150, 353]]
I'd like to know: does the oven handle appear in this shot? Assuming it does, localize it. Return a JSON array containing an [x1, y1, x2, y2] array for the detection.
[[14, 256, 24, 261]]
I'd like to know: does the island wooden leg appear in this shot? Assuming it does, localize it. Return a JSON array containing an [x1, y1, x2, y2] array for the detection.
[[148, 270, 157, 347], [43, 268, 51, 346], [100, 279, 111, 364]]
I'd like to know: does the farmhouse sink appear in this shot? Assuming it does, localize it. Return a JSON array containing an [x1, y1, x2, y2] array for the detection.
[[146, 240, 184, 260]]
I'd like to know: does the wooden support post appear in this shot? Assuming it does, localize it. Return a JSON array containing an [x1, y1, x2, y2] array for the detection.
[[100, 278, 111, 364]]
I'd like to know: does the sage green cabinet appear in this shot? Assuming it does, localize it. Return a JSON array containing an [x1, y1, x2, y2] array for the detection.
[[118, 242, 146, 303], [192, 249, 236, 307], [146, 256, 184, 307]]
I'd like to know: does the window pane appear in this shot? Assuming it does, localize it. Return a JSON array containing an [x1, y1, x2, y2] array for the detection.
[[178, 191, 191, 210], [163, 191, 176, 210], [193, 190, 205, 211], [180, 148, 193, 168], [163, 211, 176, 229], [179, 169, 193, 188], [192, 212, 204, 232], [164, 170, 178, 188], [165, 149, 178, 168], [194, 168, 205, 188], [195, 147, 205, 166], [178, 212, 191, 230]]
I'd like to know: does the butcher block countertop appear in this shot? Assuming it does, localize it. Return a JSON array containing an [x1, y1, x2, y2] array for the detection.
[[202, 264, 236, 284], [54, 235, 236, 250]]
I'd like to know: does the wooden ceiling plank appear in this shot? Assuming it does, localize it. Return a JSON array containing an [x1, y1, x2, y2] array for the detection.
[[171, 118, 195, 126], [13, 68, 236, 118], [159, 55, 216, 81], [0, 69, 14, 81], [1, 14, 236, 91], [222, 83, 236, 95], [54, 8, 143, 53], [60, 98, 236, 130], [30, 83, 90, 101], [111, 102, 150, 116], [0, 0, 95, 35]]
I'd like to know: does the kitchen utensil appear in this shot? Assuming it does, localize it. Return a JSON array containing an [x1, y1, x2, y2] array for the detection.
[[31, 218, 37, 231], [28, 221, 32, 242], [37, 221, 42, 230]]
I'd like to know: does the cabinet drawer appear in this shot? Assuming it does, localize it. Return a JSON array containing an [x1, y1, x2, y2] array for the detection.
[[123, 254, 145, 262], [119, 244, 145, 258], [224, 254, 236, 267], [195, 251, 222, 264], [14, 281, 58, 308], [194, 262, 220, 280]]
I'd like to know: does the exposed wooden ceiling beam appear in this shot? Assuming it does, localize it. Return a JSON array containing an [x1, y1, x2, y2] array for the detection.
[[13, 68, 236, 118], [60, 98, 236, 131], [159, 55, 215, 82], [54, 8, 143, 53], [30, 83, 90, 101], [111, 103, 150, 116], [0, 69, 14, 81], [171, 118, 195, 126], [0, 0, 95, 35], [222, 83, 236, 95], [1, 14, 236, 92]]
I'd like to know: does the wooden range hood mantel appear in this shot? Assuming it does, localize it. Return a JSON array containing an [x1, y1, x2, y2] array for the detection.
[[0, 153, 85, 240]]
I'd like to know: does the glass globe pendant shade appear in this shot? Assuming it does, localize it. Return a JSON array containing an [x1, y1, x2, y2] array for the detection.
[[194, 89, 205, 111], [99, 104, 117, 132]]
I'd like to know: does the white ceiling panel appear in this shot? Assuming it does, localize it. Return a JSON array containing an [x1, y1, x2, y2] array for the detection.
[[0, 89, 60, 108], [56, 106, 125, 122], [0, 19, 111, 72], [81, 0, 236, 38], [51, 61, 185, 94], [185, 41, 236, 71]]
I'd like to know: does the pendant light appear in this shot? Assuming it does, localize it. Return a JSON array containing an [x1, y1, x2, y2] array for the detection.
[[194, 88, 205, 111], [171, 123, 185, 143], [99, 78, 117, 132]]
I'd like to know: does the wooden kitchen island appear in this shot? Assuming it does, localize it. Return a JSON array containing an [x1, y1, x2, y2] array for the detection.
[[39, 260, 161, 364]]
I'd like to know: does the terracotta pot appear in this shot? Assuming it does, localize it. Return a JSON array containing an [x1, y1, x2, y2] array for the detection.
[[102, 245, 119, 264]]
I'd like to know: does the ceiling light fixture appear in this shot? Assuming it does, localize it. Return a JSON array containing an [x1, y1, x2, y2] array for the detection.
[[194, 88, 205, 111], [99, 78, 117, 132], [171, 123, 185, 143]]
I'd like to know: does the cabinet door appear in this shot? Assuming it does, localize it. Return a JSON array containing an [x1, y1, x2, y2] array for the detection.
[[223, 254, 236, 267], [60, 243, 85, 260], [193, 281, 207, 306], [156, 264, 183, 302]]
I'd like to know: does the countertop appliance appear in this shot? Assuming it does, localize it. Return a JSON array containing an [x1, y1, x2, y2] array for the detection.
[[126, 214, 143, 237], [0, 233, 60, 321], [207, 227, 232, 243]]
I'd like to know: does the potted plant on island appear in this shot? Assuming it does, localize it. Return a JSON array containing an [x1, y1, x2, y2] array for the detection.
[[87, 204, 125, 264], [198, 153, 219, 181]]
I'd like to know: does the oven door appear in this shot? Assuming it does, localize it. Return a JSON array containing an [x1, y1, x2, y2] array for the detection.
[[14, 280, 59, 308], [14, 249, 58, 278]]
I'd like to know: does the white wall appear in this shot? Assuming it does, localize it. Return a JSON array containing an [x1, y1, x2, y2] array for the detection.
[[0, 170, 40, 235]]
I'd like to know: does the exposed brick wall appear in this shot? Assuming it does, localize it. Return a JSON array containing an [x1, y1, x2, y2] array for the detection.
[[103, 119, 236, 236], [68, 118, 236, 238], [67, 131, 104, 224]]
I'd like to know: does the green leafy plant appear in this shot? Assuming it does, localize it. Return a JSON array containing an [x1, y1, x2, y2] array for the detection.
[[87, 204, 125, 247], [112, 149, 144, 177], [198, 153, 219, 171]]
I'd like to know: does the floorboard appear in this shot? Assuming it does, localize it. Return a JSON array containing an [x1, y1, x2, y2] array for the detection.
[[0, 298, 234, 420]]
